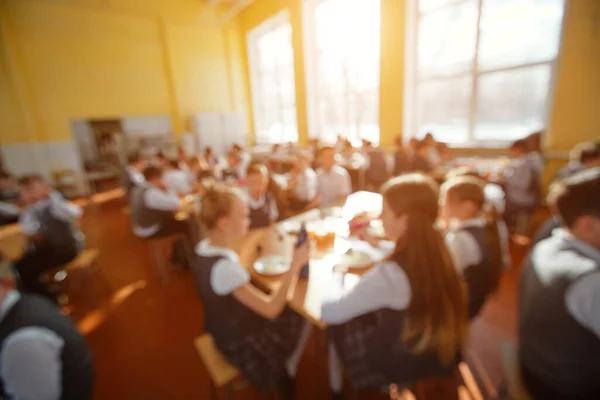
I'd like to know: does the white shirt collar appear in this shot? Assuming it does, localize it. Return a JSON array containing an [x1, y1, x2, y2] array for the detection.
[[195, 239, 239, 263], [0, 290, 20, 322], [553, 228, 600, 265], [247, 194, 266, 208], [449, 216, 486, 232]]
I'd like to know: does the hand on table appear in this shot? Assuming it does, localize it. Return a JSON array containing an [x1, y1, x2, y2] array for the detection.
[[353, 226, 380, 248]]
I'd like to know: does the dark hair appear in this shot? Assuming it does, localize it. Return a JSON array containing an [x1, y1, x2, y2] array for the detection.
[[156, 151, 167, 160], [0, 171, 12, 181], [204, 147, 213, 155], [414, 139, 427, 151], [381, 173, 468, 365], [128, 154, 142, 165], [441, 176, 503, 292], [570, 142, 599, 164], [510, 139, 527, 152], [232, 143, 242, 152], [18, 174, 43, 187], [143, 166, 163, 181], [168, 159, 180, 169], [548, 167, 600, 228]]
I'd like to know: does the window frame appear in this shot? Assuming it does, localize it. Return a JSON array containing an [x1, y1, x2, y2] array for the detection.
[[303, 0, 382, 145], [403, 0, 566, 147], [247, 10, 298, 145]]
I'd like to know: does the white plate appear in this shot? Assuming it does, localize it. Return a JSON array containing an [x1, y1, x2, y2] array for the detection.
[[254, 255, 291, 276], [339, 250, 372, 269]]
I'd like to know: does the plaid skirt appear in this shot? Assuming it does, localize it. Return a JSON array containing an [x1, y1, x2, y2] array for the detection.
[[328, 310, 454, 390], [214, 306, 306, 393]]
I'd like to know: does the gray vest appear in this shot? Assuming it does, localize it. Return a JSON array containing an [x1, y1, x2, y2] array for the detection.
[[130, 186, 162, 230], [519, 236, 600, 396], [34, 203, 84, 252]]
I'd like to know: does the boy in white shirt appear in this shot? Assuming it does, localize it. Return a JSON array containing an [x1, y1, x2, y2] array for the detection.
[[163, 159, 192, 196], [316, 146, 352, 207], [288, 152, 318, 212]]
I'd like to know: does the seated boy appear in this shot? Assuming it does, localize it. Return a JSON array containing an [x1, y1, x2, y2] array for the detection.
[[246, 163, 279, 229], [555, 141, 600, 182], [220, 151, 244, 183], [519, 167, 600, 399], [15, 176, 84, 302], [163, 159, 192, 196], [316, 146, 352, 207], [501, 139, 539, 226], [287, 152, 318, 212], [410, 140, 433, 173]]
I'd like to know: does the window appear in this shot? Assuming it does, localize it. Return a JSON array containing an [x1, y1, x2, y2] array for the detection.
[[247, 11, 297, 144], [405, 0, 565, 145], [304, 0, 381, 144]]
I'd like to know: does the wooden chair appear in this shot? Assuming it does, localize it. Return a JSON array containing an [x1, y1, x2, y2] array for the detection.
[[49, 248, 106, 305], [194, 334, 248, 400], [499, 342, 533, 400]]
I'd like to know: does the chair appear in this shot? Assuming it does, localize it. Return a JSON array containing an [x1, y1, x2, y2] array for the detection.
[[146, 233, 190, 284], [194, 334, 248, 400], [499, 342, 533, 400], [49, 248, 106, 305]]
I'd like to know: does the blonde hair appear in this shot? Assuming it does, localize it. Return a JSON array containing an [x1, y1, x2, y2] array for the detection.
[[441, 176, 503, 292], [200, 184, 243, 230], [382, 173, 468, 365]]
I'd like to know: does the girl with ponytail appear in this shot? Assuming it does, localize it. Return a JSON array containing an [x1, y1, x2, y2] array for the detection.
[[322, 173, 468, 399]]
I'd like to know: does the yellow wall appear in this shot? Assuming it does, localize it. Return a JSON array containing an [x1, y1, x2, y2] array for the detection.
[[237, 0, 599, 151], [0, 0, 249, 144]]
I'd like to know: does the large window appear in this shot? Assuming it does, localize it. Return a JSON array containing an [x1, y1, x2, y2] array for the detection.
[[247, 11, 298, 144], [304, 0, 381, 144], [405, 0, 565, 145]]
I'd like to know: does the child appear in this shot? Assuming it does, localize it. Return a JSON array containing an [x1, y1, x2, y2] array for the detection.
[[555, 141, 600, 181], [392, 136, 410, 176], [423, 132, 441, 167], [221, 151, 244, 183], [519, 167, 600, 399], [192, 185, 312, 398], [287, 152, 318, 212], [502, 139, 539, 226], [15, 176, 84, 301], [0, 171, 20, 226], [203, 147, 218, 168], [526, 130, 544, 174], [440, 176, 504, 319], [410, 140, 433, 173], [316, 146, 352, 207], [245, 163, 279, 229], [322, 174, 468, 397], [163, 159, 192, 196]]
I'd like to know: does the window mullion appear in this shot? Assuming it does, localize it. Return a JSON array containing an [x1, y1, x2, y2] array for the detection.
[[468, 0, 483, 143]]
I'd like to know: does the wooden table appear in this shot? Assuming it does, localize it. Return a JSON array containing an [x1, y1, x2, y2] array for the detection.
[[0, 224, 26, 261], [236, 191, 383, 329]]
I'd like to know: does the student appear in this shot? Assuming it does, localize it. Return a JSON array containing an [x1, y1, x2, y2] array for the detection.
[[526, 130, 545, 174], [203, 147, 218, 168], [446, 167, 511, 270], [245, 163, 278, 229], [15, 176, 84, 301], [153, 151, 168, 168], [192, 185, 311, 398], [322, 174, 468, 397], [130, 166, 189, 239], [502, 139, 539, 226], [163, 159, 192, 196], [519, 168, 600, 399], [287, 152, 318, 212], [440, 176, 504, 319], [423, 132, 441, 167], [187, 155, 213, 183], [364, 144, 390, 191], [555, 141, 600, 181], [392, 136, 410, 176], [316, 146, 352, 207], [0, 171, 19, 202], [232, 143, 251, 169], [123, 154, 146, 195], [410, 140, 433, 173], [0, 260, 95, 399], [221, 152, 244, 183]]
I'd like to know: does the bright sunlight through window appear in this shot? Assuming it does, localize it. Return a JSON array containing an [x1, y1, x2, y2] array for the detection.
[[247, 11, 298, 144], [304, 0, 381, 144], [405, 0, 565, 146]]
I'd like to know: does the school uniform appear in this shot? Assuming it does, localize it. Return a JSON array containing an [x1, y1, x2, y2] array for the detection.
[[322, 252, 457, 391], [365, 149, 390, 190], [531, 216, 561, 247], [163, 169, 192, 195], [123, 167, 145, 194], [392, 149, 410, 176], [410, 154, 432, 173], [0, 202, 20, 226], [519, 229, 600, 399], [0, 290, 94, 400], [484, 183, 511, 270], [192, 240, 309, 394], [555, 161, 583, 181], [502, 156, 539, 224], [130, 185, 187, 238], [527, 151, 545, 174], [316, 165, 352, 208], [248, 193, 279, 229], [15, 193, 84, 300], [289, 168, 317, 211], [445, 217, 497, 319]]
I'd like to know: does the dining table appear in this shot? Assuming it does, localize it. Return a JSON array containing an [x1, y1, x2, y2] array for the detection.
[[234, 191, 384, 398], [0, 223, 26, 261]]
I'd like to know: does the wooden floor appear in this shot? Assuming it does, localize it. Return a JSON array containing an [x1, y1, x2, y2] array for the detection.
[[64, 195, 539, 400]]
